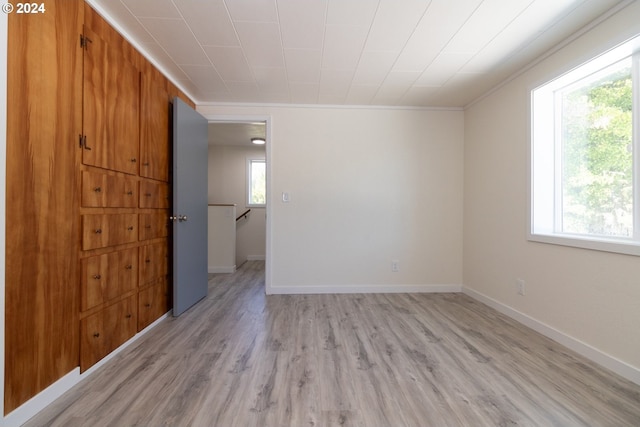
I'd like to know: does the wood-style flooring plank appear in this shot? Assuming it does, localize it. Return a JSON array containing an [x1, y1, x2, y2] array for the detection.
[[23, 261, 640, 427]]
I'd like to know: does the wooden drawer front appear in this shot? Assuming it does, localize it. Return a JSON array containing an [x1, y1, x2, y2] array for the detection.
[[139, 212, 169, 241], [80, 295, 137, 371], [138, 278, 169, 331], [82, 214, 138, 250], [139, 180, 169, 209], [139, 242, 168, 286], [81, 248, 138, 311], [81, 171, 138, 208]]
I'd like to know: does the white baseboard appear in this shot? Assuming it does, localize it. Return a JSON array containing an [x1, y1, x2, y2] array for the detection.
[[463, 286, 640, 387], [208, 265, 236, 273], [246, 255, 265, 261], [2, 312, 170, 427], [267, 283, 462, 295]]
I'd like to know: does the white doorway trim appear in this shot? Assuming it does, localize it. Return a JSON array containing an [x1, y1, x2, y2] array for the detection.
[[202, 114, 273, 294]]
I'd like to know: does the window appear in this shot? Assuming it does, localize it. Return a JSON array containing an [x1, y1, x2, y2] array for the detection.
[[247, 158, 266, 207], [530, 36, 640, 255]]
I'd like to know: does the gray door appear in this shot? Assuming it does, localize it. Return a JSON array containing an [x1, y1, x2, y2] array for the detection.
[[172, 97, 208, 316]]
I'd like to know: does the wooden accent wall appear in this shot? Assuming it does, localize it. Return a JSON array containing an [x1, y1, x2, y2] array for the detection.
[[5, 0, 84, 413], [5, 0, 195, 413]]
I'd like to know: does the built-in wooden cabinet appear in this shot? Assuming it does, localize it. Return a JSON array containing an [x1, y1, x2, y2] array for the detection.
[[6, 0, 194, 412], [81, 170, 138, 208], [82, 25, 140, 175], [81, 248, 139, 311], [139, 180, 170, 209], [77, 2, 188, 374], [80, 295, 138, 371], [138, 278, 169, 331], [140, 74, 171, 181]]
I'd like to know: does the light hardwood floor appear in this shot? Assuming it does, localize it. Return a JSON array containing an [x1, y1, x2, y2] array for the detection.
[[23, 261, 640, 426]]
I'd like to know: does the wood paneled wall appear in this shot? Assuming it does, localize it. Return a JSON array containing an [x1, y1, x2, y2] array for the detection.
[[5, 0, 194, 414], [5, 0, 84, 413]]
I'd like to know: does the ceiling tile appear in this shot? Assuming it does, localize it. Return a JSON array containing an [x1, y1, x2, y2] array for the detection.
[[284, 49, 322, 83], [138, 18, 210, 65], [400, 86, 440, 106], [140, 42, 190, 80], [374, 75, 416, 104], [364, 0, 431, 52], [444, 0, 535, 54], [91, 0, 628, 107], [93, 1, 156, 43], [393, 0, 482, 72], [326, 0, 379, 26], [234, 22, 285, 68], [181, 65, 226, 92], [426, 72, 485, 106], [352, 51, 398, 86], [253, 67, 288, 92], [319, 68, 354, 102], [383, 71, 421, 87], [290, 83, 319, 104], [460, 0, 584, 73], [120, 0, 180, 18], [277, 0, 327, 49], [203, 46, 253, 81], [225, 0, 278, 22], [345, 85, 379, 105], [321, 25, 369, 70], [415, 52, 474, 86], [226, 81, 261, 101], [174, 0, 240, 46]]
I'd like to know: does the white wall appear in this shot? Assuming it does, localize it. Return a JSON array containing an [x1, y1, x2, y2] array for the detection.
[[200, 105, 464, 293], [208, 205, 236, 273], [208, 144, 266, 265], [464, 1, 640, 378]]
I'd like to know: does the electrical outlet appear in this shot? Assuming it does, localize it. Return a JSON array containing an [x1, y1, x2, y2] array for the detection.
[[391, 260, 400, 272], [516, 279, 525, 296]]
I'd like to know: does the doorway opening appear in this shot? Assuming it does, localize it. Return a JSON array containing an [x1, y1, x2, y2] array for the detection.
[[205, 116, 271, 292]]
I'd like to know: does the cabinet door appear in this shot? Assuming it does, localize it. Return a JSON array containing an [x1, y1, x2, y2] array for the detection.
[[139, 242, 168, 286], [81, 247, 138, 311], [140, 74, 170, 181], [80, 295, 137, 371], [82, 214, 138, 250], [83, 25, 140, 175], [82, 170, 138, 208], [139, 212, 170, 241], [139, 180, 170, 209], [138, 278, 169, 331]]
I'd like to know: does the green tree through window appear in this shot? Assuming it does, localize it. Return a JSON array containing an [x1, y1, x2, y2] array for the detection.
[[560, 58, 633, 237]]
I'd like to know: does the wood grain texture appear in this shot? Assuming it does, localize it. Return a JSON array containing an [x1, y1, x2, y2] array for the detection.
[[81, 247, 138, 311], [140, 73, 170, 182], [82, 25, 140, 175], [5, 0, 83, 414], [23, 262, 640, 426]]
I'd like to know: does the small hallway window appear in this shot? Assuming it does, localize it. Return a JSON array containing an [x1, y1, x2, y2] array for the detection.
[[247, 158, 266, 207]]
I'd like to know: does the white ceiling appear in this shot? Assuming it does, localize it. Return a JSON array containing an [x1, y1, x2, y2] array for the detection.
[[91, 0, 626, 108], [208, 121, 266, 146]]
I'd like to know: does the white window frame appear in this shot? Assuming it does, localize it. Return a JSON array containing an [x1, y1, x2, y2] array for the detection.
[[246, 158, 266, 208], [529, 36, 640, 256]]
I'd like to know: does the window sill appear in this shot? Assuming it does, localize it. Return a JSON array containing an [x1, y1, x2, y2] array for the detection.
[[528, 233, 640, 257]]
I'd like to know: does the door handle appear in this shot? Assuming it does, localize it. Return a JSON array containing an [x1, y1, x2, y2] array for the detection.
[[178, 215, 188, 222]]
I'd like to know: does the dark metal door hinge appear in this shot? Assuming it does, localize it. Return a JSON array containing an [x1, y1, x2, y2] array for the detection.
[[80, 34, 92, 50], [79, 135, 91, 150]]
